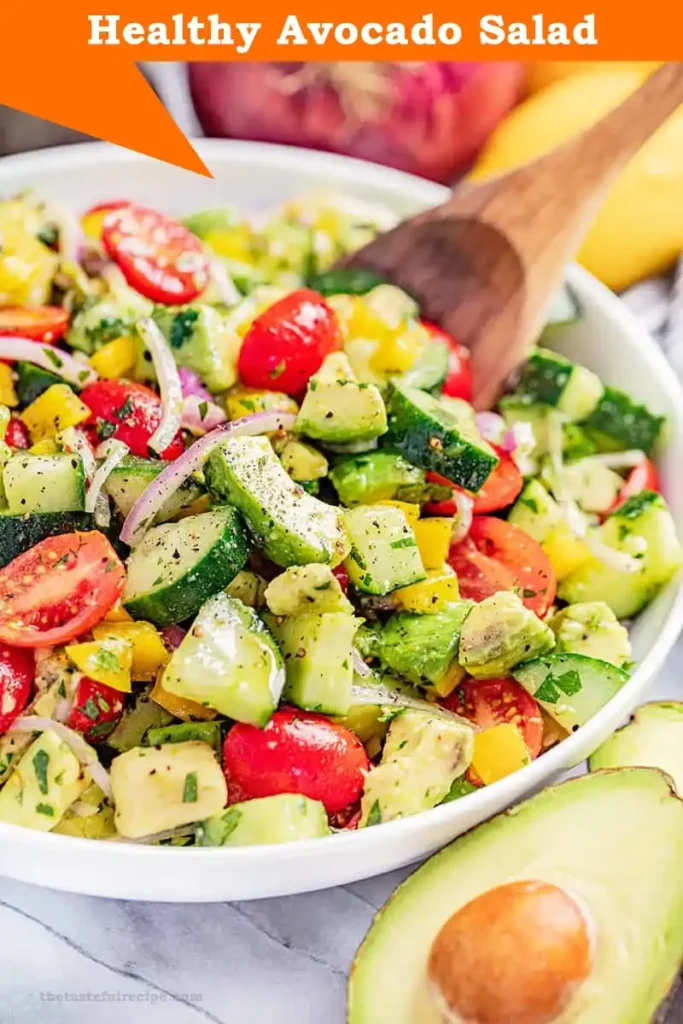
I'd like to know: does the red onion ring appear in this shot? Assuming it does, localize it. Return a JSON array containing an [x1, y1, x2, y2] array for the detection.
[[0, 337, 97, 387]]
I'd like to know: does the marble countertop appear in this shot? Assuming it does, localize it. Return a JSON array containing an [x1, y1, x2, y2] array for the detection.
[[0, 641, 681, 1024]]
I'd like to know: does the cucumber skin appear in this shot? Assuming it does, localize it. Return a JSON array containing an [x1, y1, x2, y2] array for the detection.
[[0, 512, 95, 568], [516, 349, 573, 406], [124, 509, 249, 627], [582, 387, 664, 455], [15, 362, 69, 405], [146, 721, 222, 751], [399, 339, 449, 393], [385, 384, 498, 493]]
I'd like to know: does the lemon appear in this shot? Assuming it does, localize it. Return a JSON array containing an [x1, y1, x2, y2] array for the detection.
[[471, 69, 683, 290], [526, 61, 662, 94]]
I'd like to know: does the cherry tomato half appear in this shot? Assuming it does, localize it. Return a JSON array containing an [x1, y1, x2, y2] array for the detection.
[[0, 642, 34, 734], [66, 676, 125, 743], [223, 707, 369, 815], [443, 677, 544, 759], [102, 204, 210, 305], [0, 532, 126, 648], [4, 416, 30, 450], [610, 458, 660, 513], [80, 379, 184, 460], [426, 450, 522, 517], [421, 321, 473, 402], [238, 289, 342, 396], [449, 516, 556, 617], [0, 306, 69, 343], [332, 564, 350, 594]]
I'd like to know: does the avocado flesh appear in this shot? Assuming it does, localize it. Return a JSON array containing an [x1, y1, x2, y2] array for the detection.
[[348, 770, 683, 1024], [590, 702, 683, 794]]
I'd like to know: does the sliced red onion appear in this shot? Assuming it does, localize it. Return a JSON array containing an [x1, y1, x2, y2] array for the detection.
[[350, 678, 475, 731], [586, 535, 643, 574], [475, 411, 506, 445], [86, 439, 129, 514], [0, 337, 97, 387], [450, 491, 474, 544], [586, 450, 646, 469], [210, 259, 241, 306], [10, 716, 113, 799], [352, 647, 372, 678], [178, 366, 211, 402], [181, 395, 227, 436], [161, 624, 186, 651], [120, 410, 297, 546], [136, 318, 183, 456]]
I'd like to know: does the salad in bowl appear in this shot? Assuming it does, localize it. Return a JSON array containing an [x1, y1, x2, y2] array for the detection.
[[0, 187, 678, 850]]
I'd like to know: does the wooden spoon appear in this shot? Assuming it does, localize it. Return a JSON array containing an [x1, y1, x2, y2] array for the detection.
[[340, 62, 683, 408]]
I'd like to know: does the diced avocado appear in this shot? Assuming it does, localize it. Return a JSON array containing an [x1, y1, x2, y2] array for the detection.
[[343, 504, 425, 595], [582, 386, 664, 455], [197, 793, 330, 846], [359, 710, 473, 826], [3, 453, 86, 514], [329, 450, 445, 508], [266, 610, 360, 716], [15, 362, 67, 405], [53, 783, 116, 839], [540, 456, 623, 515], [514, 347, 604, 421], [110, 741, 227, 839], [372, 601, 473, 688], [162, 593, 285, 726], [206, 435, 349, 568], [296, 352, 387, 444], [278, 439, 328, 483], [146, 721, 222, 751], [0, 729, 88, 831], [182, 206, 241, 240], [507, 479, 562, 543], [152, 304, 238, 393], [104, 456, 204, 523], [385, 381, 498, 492], [559, 491, 682, 618], [106, 689, 173, 754], [68, 294, 152, 354], [513, 652, 628, 732], [590, 702, 683, 792], [348, 770, 683, 1024], [333, 704, 388, 759], [458, 592, 555, 680], [264, 564, 353, 616], [550, 602, 631, 668], [225, 569, 268, 609]]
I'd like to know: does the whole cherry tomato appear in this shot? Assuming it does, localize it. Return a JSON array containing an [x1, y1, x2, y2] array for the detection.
[[102, 205, 210, 305], [0, 306, 69, 342], [223, 707, 369, 815], [421, 321, 473, 402], [80, 379, 184, 460], [66, 676, 125, 743], [609, 458, 660, 513], [238, 289, 342, 396], [0, 642, 34, 734], [4, 416, 30, 450]]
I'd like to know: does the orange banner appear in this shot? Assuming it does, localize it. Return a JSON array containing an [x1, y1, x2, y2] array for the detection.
[[1, 1, 682, 176]]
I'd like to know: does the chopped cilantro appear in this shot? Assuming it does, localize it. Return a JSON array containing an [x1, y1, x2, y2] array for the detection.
[[183, 772, 199, 803], [390, 537, 417, 550], [32, 749, 50, 795], [43, 347, 64, 369], [169, 309, 200, 349], [94, 647, 121, 674], [116, 396, 134, 421], [198, 401, 209, 421], [84, 316, 129, 348], [36, 803, 54, 817], [96, 420, 117, 441], [366, 800, 382, 827], [82, 697, 101, 721]]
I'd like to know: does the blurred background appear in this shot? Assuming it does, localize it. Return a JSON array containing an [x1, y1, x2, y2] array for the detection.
[[1, 61, 681, 302]]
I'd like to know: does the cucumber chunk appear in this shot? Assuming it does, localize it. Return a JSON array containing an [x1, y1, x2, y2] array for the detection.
[[0, 511, 95, 567], [385, 381, 498, 492], [15, 361, 67, 405], [104, 456, 204, 523], [3, 453, 85, 515], [197, 794, 330, 846], [514, 348, 603, 421], [145, 721, 222, 751], [582, 386, 664, 455], [205, 435, 349, 568], [123, 506, 249, 626], [162, 593, 285, 726], [513, 652, 628, 732], [398, 338, 449, 392], [508, 479, 562, 543], [343, 504, 425, 595]]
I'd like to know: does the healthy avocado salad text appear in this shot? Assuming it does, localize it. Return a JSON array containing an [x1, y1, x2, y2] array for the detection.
[[0, 190, 678, 845]]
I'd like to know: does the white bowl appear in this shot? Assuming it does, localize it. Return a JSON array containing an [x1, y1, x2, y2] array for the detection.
[[0, 140, 682, 902]]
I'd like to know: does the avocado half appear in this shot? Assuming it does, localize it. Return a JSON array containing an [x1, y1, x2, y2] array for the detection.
[[590, 702, 683, 795], [348, 769, 683, 1024]]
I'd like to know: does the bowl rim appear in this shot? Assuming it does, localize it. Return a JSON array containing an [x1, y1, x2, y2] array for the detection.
[[0, 138, 682, 871]]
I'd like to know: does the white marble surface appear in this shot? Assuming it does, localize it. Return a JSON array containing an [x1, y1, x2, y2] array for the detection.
[[0, 641, 679, 1023]]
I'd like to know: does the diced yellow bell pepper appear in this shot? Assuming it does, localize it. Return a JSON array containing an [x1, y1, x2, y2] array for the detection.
[[427, 659, 466, 699], [471, 723, 531, 785], [21, 384, 91, 443], [393, 567, 460, 614], [150, 672, 217, 722], [204, 223, 255, 262], [65, 637, 133, 693], [370, 328, 424, 374], [93, 621, 170, 682], [541, 709, 570, 751], [88, 335, 136, 379], [0, 364, 18, 408], [102, 599, 133, 623], [414, 518, 454, 570], [29, 438, 59, 455], [376, 500, 420, 526], [226, 387, 299, 422], [542, 523, 592, 581], [0, 221, 59, 306]]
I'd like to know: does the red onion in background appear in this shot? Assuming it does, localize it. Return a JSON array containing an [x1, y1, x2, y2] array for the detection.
[[188, 62, 523, 183]]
